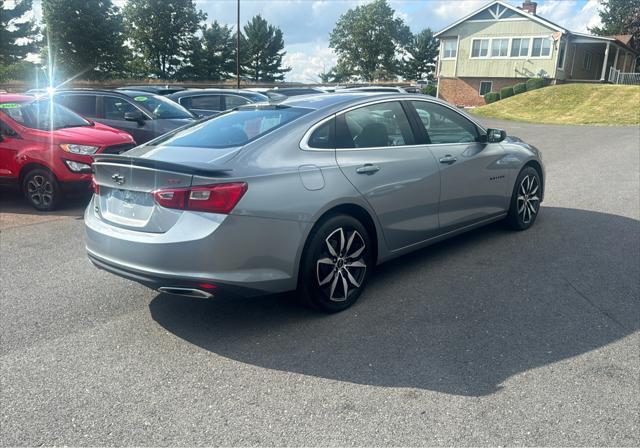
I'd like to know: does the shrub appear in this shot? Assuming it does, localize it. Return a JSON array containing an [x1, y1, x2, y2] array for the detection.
[[526, 77, 546, 91], [484, 92, 500, 104], [421, 85, 437, 97], [513, 82, 527, 95], [500, 85, 515, 100]]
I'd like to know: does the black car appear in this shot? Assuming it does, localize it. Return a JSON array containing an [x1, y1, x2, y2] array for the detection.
[[54, 89, 196, 144], [167, 89, 269, 117], [116, 85, 186, 96]]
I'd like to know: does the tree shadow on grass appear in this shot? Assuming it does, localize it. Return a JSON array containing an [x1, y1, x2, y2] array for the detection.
[[150, 207, 639, 396]]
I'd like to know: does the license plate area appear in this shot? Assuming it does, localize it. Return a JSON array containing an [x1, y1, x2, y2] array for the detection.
[[101, 187, 155, 227]]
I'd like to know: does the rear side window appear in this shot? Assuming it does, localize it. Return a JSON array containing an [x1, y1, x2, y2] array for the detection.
[[151, 106, 310, 149], [224, 95, 251, 110], [307, 118, 334, 149], [188, 95, 221, 110], [411, 101, 479, 144], [57, 95, 97, 117], [340, 101, 414, 149], [103, 96, 139, 120]]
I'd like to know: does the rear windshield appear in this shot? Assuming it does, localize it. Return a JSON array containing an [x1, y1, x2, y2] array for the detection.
[[149, 106, 311, 148], [127, 93, 194, 119], [0, 99, 90, 131]]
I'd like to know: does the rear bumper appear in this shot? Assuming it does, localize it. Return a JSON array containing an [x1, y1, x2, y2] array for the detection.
[[84, 196, 307, 296]]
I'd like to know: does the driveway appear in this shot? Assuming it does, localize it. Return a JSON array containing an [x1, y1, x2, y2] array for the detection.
[[1, 119, 638, 446]]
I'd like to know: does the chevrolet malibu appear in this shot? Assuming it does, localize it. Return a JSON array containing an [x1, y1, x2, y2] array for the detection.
[[86, 93, 544, 312]]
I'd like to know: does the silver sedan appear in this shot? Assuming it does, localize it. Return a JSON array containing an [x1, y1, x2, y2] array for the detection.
[[86, 93, 544, 312]]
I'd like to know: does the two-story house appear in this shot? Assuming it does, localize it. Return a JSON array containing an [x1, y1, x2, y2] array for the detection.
[[434, 0, 638, 106]]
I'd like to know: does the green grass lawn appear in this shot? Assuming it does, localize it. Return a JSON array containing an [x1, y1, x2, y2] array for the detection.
[[470, 84, 640, 126]]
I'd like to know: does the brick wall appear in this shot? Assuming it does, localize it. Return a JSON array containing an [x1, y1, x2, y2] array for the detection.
[[439, 77, 527, 107]]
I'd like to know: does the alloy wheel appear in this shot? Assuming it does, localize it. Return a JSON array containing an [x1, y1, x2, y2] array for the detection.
[[27, 175, 54, 207], [316, 227, 367, 302], [517, 174, 540, 224]]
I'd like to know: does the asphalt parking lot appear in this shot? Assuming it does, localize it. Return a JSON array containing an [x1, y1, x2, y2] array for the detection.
[[1, 118, 639, 446]]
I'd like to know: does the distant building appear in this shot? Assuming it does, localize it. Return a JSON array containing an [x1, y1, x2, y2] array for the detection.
[[434, 0, 638, 106]]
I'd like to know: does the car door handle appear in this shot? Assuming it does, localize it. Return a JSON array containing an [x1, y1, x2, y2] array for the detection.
[[439, 155, 457, 164], [356, 164, 381, 175]]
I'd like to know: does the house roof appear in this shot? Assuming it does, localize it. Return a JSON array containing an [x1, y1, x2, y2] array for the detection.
[[434, 0, 566, 38]]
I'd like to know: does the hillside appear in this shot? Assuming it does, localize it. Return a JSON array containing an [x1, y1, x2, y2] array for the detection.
[[471, 84, 640, 126]]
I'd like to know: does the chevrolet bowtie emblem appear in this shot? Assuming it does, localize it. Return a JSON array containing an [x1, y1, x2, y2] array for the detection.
[[112, 173, 125, 185]]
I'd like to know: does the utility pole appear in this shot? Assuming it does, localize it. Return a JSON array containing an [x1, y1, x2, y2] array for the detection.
[[236, 0, 240, 88]]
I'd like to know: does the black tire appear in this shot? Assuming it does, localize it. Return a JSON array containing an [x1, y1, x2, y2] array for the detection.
[[506, 166, 542, 230], [22, 168, 61, 211], [299, 214, 373, 312]]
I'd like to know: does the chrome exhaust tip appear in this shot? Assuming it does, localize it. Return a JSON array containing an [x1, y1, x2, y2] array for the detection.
[[158, 287, 214, 299]]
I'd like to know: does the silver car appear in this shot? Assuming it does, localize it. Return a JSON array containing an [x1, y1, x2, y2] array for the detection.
[[86, 93, 544, 312]]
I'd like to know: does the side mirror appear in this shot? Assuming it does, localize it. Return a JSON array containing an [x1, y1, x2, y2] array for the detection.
[[486, 128, 507, 143], [124, 111, 146, 125]]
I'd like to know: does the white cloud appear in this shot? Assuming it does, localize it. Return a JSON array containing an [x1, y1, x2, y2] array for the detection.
[[284, 42, 338, 83], [534, 0, 602, 33]]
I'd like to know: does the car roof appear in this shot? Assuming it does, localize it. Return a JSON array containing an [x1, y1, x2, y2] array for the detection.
[[0, 93, 32, 103], [168, 89, 267, 99]]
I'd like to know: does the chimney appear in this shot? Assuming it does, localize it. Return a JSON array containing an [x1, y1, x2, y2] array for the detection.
[[522, 1, 537, 15]]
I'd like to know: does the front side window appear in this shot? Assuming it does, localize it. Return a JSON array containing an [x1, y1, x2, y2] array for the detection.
[[103, 96, 139, 120], [511, 38, 530, 57], [471, 39, 490, 58], [341, 102, 414, 149], [130, 94, 194, 119], [0, 100, 90, 131], [149, 105, 310, 149], [189, 95, 221, 110], [442, 39, 457, 59], [531, 37, 551, 57], [491, 39, 509, 57], [224, 95, 251, 109], [411, 101, 479, 145]]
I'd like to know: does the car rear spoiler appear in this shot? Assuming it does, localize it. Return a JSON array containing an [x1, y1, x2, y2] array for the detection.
[[92, 154, 234, 177]]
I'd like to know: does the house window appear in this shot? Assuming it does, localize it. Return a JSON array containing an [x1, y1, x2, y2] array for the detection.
[[491, 39, 509, 57], [442, 39, 457, 59], [479, 81, 493, 96], [557, 40, 567, 69], [511, 38, 530, 57], [583, 52, 593, 71], [531, 37, 551, 57], [471, 39, 490, 58]]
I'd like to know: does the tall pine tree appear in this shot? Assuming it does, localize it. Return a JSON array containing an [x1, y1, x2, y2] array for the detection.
[[0, 0, 39, 65], [400, 29, 438, 82], [241, 15, 290, 82]]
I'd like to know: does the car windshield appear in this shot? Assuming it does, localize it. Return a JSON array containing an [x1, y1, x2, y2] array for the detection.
[[0, 99, 90, 131], [149, 105, 311, 149], [128, 93, 194, 119]]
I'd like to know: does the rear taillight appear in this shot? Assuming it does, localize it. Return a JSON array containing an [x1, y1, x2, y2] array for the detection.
[[152, 182, 247, 214]]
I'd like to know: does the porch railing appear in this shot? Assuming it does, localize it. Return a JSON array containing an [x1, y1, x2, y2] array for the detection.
[[608, 67, 640, 85]]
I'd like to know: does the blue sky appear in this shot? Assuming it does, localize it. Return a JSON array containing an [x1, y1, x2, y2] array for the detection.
[[30, 0, 603, 82]]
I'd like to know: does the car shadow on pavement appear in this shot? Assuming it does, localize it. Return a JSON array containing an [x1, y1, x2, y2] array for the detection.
[[0, 188, 90, 217], [149, 207, 639, 396]]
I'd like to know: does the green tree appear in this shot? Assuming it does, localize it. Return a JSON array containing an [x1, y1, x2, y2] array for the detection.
[[241, 15, 291, 82], [0, 0, 39, 66], [41, 0, 127, 80], [401, 28, 438, 81], [124, 0, 206, 79], [329, 0, 411, 81], [180, 21, 236, 81], [320, 61, 355, 84], [590, 0, 640, 47]]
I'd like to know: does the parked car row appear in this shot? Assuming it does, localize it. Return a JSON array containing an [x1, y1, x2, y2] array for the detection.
[[1, 85, 425, 210]]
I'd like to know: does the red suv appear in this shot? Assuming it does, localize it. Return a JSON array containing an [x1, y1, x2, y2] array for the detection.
[[0, 94, 136, 210]]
